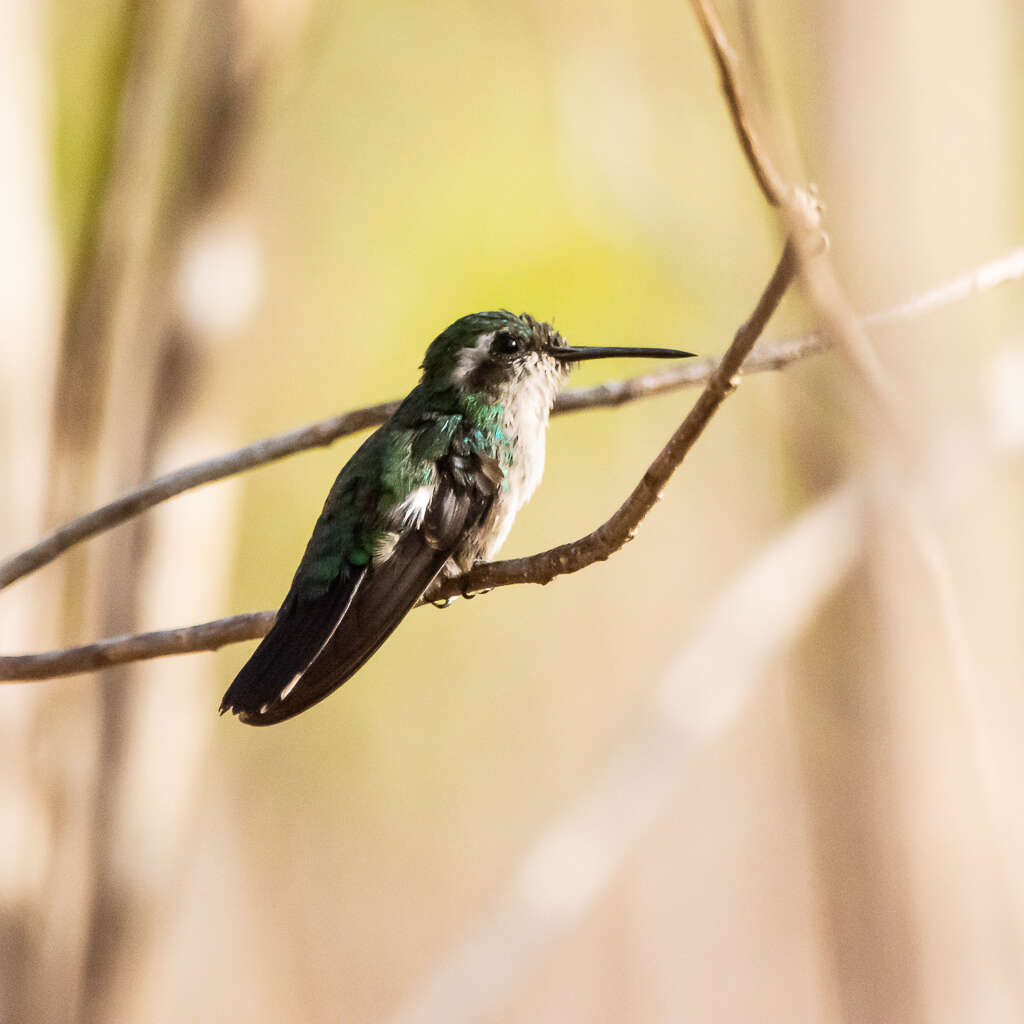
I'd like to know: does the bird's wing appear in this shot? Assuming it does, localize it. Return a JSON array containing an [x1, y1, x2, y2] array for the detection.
[[220, 442, 501, 726]]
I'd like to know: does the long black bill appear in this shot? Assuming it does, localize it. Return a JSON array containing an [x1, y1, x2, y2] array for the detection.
[[548, 344, 696, 362]]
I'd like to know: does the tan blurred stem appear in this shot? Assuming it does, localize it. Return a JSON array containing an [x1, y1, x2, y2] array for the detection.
[[797, 239, 1024, 976], [694, 0, 1004, 864], [2, 244, 1021, 597], [66, 1, 265, 1020], [29, 0, 189, 1020], [696, 0, 1024, 1008], [387, 483, 863, 1024], [0, 240, 799, 679]]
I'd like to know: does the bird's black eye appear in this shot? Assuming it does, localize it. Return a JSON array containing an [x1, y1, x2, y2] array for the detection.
[[491, 330, 521, 356]]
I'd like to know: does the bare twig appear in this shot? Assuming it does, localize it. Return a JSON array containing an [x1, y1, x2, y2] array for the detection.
[[0, 612, 273, 680], [689, 0, 788, 206], [1, 242, 799, 681], [0, 402, 397, 591], [692, 0, 893, 424], [861, 247, 1024, 329], [3, 243, 1021, 596]]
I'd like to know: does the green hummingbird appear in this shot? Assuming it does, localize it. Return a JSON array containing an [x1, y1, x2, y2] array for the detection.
[[220, 311, 693, 725]]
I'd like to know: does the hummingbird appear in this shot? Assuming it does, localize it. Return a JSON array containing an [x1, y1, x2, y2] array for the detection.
[[220, 311, 693, 725]]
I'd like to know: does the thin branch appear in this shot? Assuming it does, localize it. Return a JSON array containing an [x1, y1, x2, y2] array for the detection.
[[1, 242, 799, 681], [0, 612, 273, 680], [0, 402, 398, 591], [689, 0, 788, 206], [3, 244, 1022, 595], [862, 246, 1024, 328]]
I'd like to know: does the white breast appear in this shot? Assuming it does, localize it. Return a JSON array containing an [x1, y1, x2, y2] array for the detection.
[[478, 357, 562, 560]]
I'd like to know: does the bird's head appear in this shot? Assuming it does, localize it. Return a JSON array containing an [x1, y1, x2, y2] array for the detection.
[[420, 310, 694, 401]]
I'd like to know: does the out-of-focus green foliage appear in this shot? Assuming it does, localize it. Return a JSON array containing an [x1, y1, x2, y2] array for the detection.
[[50, 0, 138, 263]]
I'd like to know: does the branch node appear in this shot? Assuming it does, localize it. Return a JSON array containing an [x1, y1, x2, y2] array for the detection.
[[788, 184, 826, 239]]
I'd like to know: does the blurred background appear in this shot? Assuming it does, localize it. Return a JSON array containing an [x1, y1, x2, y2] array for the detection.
[[2, 0, 1024, 1021]]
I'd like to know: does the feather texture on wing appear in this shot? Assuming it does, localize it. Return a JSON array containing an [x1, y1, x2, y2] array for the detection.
[[220, 404, 503, 725]]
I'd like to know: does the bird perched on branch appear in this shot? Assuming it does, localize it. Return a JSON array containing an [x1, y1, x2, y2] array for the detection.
[[220, 311, 693, 725]]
